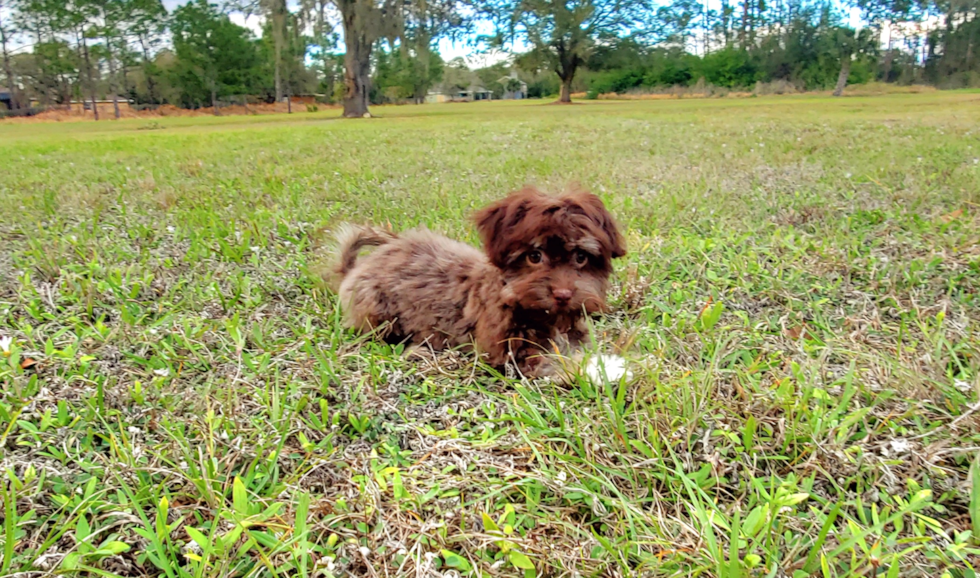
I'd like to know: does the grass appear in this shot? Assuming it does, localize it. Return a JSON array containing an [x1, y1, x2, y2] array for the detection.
[[0, 91, 979, 577]]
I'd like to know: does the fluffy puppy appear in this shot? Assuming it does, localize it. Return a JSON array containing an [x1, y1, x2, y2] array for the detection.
[[329, 186, 626, 377]]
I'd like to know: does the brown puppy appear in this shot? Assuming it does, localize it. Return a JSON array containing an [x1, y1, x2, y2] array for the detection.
[[329, 186, 626, 377]]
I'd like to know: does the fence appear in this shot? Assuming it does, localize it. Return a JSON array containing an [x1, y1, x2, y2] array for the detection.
[[0, 104, 61, 119]]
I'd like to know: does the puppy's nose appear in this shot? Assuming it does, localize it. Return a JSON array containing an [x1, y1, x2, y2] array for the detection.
[[553, 288, 573, 305]]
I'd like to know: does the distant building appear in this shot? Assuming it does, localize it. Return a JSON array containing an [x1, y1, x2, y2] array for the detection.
[[497, 72, 528, 100], [425, 90, 449, 104], [427, 85, 492, 103], [455, 85, 493, 102]]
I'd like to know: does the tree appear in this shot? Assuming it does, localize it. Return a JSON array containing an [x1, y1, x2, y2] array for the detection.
[[332, 0, 471, 117], [170, 0, 261, 112], [923, 0, 979, 85], [402, 0, 468, 102], [65, 0, 102, 119], [302, 0, 342, 99], [497, 0, 654, 103], [260, 0, 288, 101], [0, 0, 21, 109], [439, 55, 474, 93], [12, 0, 63, 105], [332, 0, 397, 116], [16, 0, 101, 115], [373, 42, 445, 102], [849, 0, 918, 81], [655, 0, 703, 50], [13, 41, 79, 104], [90, 0, 126, 118], [125, 0, 166, 104], [828, 25, 876, 95]]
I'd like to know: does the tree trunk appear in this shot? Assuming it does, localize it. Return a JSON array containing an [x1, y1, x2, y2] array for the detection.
[[79, 29, 99, 121], [271, 0, 286, 102], [212, 85, 219, 115], [721, 0, 730, 46], [139, 35, 157, 104], [275, 62, 282, 103], [274, 43, 283, 102], [833, 57, 850, 97], [340, 2, 372, 118], [557, 60, 577, 103], [35, 27, 51, 105], [740, 0, 749, 46], [414, 28, 430, 104], [882, 26, 893, 81], [104, 32, 121, 119], [559, 78, 572, 103]]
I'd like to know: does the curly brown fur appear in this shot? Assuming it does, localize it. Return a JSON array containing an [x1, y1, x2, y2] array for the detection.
[[326, 224, 397, 291], [330, 186, 626, 377]]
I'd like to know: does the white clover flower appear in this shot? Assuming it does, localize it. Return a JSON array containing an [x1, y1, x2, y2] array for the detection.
[[584, 354, 633, 384], [154, 368, 170, 377], [888, 439, 910, 454], [0, 336, 13, 355]]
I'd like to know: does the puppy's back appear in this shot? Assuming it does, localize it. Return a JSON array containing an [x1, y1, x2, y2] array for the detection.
[[337, 227, 493, 348]]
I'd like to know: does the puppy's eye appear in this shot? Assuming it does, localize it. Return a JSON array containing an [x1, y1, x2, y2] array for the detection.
[[527, 250, 543, 264], [574, 250, 589, 265]]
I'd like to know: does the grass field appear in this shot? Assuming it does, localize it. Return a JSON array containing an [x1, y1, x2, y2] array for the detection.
[[1, 92, 979, 577]]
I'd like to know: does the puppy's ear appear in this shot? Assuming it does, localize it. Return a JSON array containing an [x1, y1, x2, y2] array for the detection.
[[566, 190, 627, 259], [473, 187, 541, 266], [472, 201, 508, 266]]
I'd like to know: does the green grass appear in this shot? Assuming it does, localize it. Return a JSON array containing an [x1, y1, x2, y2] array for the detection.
[[1, 92, 979, 577]]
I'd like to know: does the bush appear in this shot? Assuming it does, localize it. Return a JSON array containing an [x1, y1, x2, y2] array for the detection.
[[526, 76, 560, 98], [696, 48, 758, 88]]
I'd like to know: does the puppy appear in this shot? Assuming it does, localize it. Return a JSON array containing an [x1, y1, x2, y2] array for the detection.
[[328, 186, 626, 377]]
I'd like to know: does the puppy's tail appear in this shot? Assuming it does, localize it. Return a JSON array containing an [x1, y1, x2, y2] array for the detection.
[[328, 224, 396, 287]]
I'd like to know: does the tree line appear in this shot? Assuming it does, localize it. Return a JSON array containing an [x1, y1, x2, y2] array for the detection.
[[0, 0, 977, 118]]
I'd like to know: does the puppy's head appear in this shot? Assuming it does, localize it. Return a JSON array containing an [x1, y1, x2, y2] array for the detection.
[[473, 186, 626, 315]]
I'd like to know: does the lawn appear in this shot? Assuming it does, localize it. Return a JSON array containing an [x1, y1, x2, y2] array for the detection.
[[1, 92, 979, 577]]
